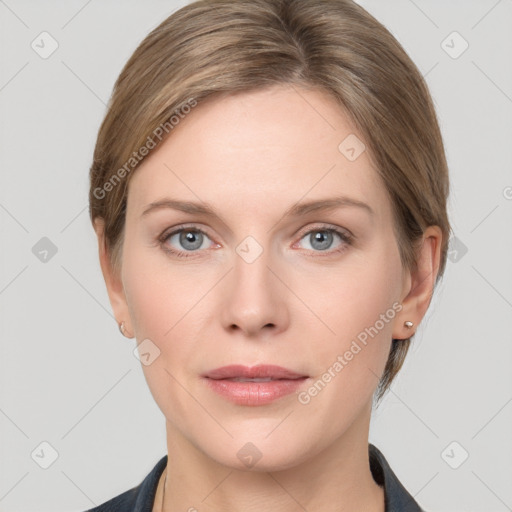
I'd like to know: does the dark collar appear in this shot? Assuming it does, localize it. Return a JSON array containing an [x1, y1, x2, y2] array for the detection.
[[369, 443, 424, 511], [86, 444, 424, 511]]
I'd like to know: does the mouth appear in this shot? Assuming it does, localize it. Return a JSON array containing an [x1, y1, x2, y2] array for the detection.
[[202, 365, 309, 406], [203, 364, 308, 380], [221, 377, 285, 382]]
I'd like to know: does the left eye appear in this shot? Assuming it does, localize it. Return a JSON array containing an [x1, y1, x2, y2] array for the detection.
[[296, 228, 348, 252]]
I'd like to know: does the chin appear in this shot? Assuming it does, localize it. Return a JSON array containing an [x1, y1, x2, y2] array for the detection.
[[200, 430, 320, 473]]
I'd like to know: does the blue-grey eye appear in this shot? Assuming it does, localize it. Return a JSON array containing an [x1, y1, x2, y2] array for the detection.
[[299, 229, 344, 252], [167, 229, 210, 252]]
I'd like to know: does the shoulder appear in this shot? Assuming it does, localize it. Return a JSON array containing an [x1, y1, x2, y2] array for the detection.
[[82, 455, 168, 512], [369, 444, 426, 512]]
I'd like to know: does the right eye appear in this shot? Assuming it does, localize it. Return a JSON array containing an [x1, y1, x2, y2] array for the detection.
[[159, 226, 216, 258]]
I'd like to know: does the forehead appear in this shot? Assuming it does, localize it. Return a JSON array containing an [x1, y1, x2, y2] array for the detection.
[[127, 85, 390, 222]]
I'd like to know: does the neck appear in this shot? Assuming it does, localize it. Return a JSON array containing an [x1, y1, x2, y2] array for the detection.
[[157, 402, 384, 512]]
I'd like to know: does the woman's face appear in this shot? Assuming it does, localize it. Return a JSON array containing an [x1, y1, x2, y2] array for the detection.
[[115, 85, 412, 470]]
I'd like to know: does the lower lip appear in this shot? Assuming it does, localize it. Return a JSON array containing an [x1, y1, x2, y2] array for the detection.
[[204, 378, 308, 406]]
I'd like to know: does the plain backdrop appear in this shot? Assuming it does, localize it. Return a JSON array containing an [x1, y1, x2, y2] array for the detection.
[[0, 1, 511, 511]]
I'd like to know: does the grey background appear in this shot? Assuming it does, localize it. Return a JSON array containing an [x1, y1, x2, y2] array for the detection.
[[0, 1, 511, 511]]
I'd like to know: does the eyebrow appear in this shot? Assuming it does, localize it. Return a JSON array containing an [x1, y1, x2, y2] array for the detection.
[[141, 196, 374, 221]]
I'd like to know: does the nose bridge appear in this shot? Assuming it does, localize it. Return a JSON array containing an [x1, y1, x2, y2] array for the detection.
[[222, 232, 286, 334], [232, 233, 275, 301]]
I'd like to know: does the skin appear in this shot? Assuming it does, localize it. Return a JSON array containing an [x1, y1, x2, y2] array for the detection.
[[94, 84, 442, 512]]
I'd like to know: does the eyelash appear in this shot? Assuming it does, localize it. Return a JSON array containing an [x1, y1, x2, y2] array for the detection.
[[158, 223, 354, 259]]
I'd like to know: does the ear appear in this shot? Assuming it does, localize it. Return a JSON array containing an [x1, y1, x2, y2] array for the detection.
[[93, 218, 134, 338], [393, 225, 443, 340]]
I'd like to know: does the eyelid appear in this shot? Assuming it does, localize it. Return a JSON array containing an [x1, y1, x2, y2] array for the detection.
[[159, 223, 211, 239], [295, 222, 353, 240], [158, 223, 218, 248]]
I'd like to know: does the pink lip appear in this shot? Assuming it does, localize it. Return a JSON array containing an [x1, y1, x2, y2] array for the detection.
[[203, 364, 306, 380], [202, 365, 309, 406]]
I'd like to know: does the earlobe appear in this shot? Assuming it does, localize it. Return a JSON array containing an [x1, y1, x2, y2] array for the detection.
[[393, 226, 442, 340], [93, 218, 134, 337]]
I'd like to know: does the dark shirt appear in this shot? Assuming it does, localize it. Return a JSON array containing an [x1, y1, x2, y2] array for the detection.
[[84, 443, 424, 512]]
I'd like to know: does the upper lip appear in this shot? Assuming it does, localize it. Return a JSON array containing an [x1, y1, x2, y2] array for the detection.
[[203, 364, 307, 380]]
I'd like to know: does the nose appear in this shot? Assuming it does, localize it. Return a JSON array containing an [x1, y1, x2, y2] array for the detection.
[[219, 241, 290, 339]]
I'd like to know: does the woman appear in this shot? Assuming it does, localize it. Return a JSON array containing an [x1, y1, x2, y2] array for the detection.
[[87, 0, 450, 510]]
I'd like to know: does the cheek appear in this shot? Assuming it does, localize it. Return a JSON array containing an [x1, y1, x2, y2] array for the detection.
[[300, 245, 401, 337], [298, 243, 402, 388], [121, 233, 219, 347], [122, 235, 190, 337], [122, 252, 202, 420]]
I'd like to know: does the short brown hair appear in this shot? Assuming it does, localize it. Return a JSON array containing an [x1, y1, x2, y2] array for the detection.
[[89, 0, 451, 402]]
